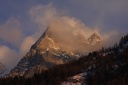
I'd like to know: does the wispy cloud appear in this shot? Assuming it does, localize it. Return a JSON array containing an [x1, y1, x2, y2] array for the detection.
[[0, 18, 23, 47], [20, 36, 36, 55], [0, 45, 19, 69]]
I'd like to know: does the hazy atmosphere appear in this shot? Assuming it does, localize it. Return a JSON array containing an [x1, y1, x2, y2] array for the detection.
[[0, 0, 128, 70]]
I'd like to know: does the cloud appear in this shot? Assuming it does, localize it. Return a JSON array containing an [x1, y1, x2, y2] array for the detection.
[[67, 0, 128, 31], [29, 4, 97, 38], [20, 36, 36, 55], [29, 3, 60, 32], [101, 30, 123, 47], [0, 45, 20, 70], [0, 17, 35, 70], [48, 17, 102, 54], [28, 4, 104, 54], [28, 3, 68, 34], [29, 4, 122, 53], [0, 18, 25, 70], [0, 17, 23, 47]]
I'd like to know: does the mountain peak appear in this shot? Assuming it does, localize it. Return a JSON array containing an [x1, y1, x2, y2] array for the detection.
[[91, 32, 100, 39], [9, 27, 102, 78], [88, 32, 101, 46]]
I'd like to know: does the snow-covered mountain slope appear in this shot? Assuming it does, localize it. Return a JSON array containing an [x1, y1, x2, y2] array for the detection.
[[0, 62, 7, 77], [9, 27, 102, 78], [61, 73, 87, 85]]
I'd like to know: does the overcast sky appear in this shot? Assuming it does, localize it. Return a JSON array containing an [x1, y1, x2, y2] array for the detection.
[[0, 0, 128, 70]]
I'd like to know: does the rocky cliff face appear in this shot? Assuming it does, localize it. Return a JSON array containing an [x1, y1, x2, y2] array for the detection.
[[9, 27, 102, 78]]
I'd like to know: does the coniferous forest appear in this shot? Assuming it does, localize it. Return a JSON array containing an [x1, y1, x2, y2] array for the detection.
[[0, 34, 128, 85]]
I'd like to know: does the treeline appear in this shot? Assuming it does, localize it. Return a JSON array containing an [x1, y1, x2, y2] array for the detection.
[[0, 53, 94, 85], [86, 34, 128, 85], [0, 34, 128, 85]]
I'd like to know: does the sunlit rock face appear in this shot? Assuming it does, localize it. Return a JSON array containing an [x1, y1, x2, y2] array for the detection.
[[9, 25, 102, 78]]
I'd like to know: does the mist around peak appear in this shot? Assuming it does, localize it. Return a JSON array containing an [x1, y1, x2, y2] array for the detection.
[[35, 17, 103, 55]]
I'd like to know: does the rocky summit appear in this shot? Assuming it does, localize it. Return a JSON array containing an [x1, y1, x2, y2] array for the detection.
[[9, 27, 102, 78]]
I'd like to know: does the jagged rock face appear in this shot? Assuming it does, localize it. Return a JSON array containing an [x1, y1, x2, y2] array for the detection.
[[9, 28, 102, 78], [0, 62, 7, 76], [88, 33, 101, 45]]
